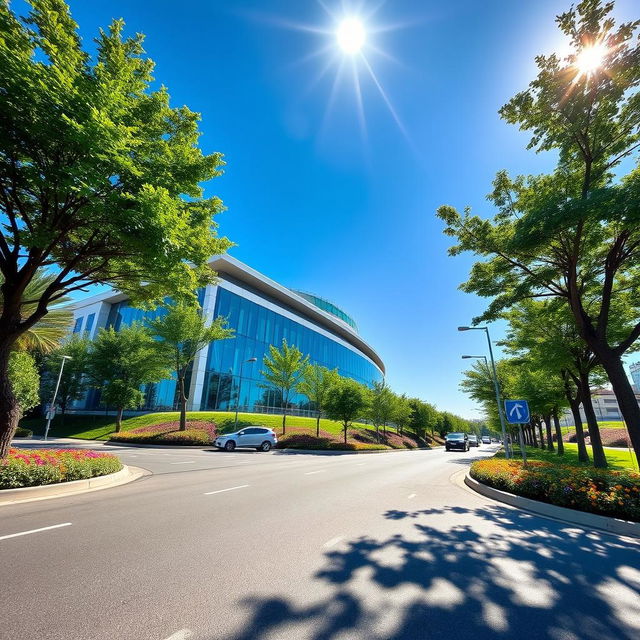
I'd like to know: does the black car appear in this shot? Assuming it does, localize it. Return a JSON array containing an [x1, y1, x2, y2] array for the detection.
[[468, 434, 479, 447], [445, 432, 469, 451]]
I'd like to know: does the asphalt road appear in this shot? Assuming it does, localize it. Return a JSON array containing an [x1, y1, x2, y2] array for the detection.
[[1, 442, 639, 640]]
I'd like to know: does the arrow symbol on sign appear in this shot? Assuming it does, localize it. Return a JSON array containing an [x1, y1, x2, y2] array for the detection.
[[509, 403, 524, 420]]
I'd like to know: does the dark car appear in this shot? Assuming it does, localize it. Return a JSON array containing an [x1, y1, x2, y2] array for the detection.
[[445, 432, 469, 452], [468, 434, 479, 447]]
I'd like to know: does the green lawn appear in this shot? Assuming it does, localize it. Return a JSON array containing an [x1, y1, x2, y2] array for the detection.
[[506, 442, 638, 471], [19, 411, 400, 441]]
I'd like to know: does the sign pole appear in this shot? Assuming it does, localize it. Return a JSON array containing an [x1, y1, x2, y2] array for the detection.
[[517, 423, 527, 464]]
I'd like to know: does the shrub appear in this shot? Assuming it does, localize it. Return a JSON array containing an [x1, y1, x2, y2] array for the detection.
[[13, 427, 33, 438], [0, 448, 122, 489], [109, 421, 217, 445], [470, 458, 640, 522]]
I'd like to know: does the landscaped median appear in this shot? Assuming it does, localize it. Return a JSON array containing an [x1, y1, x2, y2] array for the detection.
[[469, 457, 640, 523], [1, 448, 122, 489]]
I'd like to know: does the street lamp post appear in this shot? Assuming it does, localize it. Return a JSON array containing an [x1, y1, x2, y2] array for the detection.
[[235, 357, 257, 430], [44, 355, 72, 441], [459, 326, 511, 458]]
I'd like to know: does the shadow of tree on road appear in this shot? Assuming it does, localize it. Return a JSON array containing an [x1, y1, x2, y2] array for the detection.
[[226, 505, 640, 640]]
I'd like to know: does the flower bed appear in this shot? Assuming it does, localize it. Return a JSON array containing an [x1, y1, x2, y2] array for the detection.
[[275, 428, 391, 451], [470, 458, 640, 522], [109, 421, 217, 445], [1, 448, 122, 489]]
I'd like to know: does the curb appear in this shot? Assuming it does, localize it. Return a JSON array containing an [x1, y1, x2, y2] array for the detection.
[[0, 465, 149, 507], [464, 473, 640, 539], [105, 441, 215, 450], [276, 446, 435, 455]]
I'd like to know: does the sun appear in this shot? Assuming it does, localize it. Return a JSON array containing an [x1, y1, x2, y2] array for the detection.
[[336, 18, 365, 54], [576, 41, 608, 76]]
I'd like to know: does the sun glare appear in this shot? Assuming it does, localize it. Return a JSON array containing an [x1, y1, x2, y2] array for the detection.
[[336, 18, 365, 54], [576, 41, 608, 75]]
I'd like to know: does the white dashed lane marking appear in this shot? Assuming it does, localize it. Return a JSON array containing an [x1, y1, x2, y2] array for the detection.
[[0, 523, 72, 541], [304, 470, 326, 475], [204, 485, 250, 496]]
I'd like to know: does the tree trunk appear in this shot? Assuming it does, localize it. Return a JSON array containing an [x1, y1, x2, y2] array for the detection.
[[587, 344, 640, 459], [544, 415, 554, 452], [282, 403, 287, 435], [343, 421, 348, 445], [178, 375, 187, 431], [537, 420, 545, 449], [579, 373, 607, 468], [552, 409, 564, 456], [564, 377, 589, 463], [316, 412, 321, 438], [0, 346, 20, 459], [115, 407, 124, 432], [530, 422, 538, 448]]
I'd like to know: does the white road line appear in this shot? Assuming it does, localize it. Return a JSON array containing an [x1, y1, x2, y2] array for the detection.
[[0, 522, 72, 541], [170, 461, 196, 465], [323, 535, 344, 548], [356, 462, 366, 466], [304, 470, 326, 475], [162, 630, 193, 640], [204, 484, 249, 495], [408, 493, 417, 500]]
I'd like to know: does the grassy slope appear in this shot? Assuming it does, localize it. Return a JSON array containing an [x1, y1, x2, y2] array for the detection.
[[19, 411, 436, 445], [506, 442, 638, 471]]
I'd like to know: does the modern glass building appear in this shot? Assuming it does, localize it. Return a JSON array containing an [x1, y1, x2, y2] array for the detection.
[[70, 255, 385, 414]]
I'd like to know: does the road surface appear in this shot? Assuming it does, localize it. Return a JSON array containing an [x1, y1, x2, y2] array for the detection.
[[1, 442, 639, 639]]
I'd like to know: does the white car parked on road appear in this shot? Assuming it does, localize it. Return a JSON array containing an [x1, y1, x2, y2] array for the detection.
[[215, 427, 277, 452]]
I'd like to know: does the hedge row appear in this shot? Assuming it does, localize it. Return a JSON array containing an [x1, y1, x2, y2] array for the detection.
[[1, 448, 122, 489], [470, 458, 640, 522]]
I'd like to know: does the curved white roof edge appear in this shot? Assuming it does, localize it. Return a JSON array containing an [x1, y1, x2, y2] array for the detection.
[[69, 254, 386, 375]]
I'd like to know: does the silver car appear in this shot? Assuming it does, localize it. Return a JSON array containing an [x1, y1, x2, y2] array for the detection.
[[215, 427, 277, 452]]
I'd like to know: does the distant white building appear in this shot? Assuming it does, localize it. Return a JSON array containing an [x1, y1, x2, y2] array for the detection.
[[563, 387, 640, 424]]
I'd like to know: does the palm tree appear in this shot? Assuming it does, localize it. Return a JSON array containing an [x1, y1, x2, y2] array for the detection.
[[1, 271, 73, 354]]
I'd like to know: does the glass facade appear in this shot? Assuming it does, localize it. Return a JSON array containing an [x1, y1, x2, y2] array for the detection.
[[75, 284, 382, 414], [101, 300, 177, 410], [200, 287, 382, 412]]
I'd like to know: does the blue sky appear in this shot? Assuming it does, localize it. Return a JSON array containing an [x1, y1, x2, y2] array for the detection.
[[60, 0, 637, 418]]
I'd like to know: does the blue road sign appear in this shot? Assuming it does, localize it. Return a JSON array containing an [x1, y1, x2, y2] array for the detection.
[[505, 399, 530, 424]]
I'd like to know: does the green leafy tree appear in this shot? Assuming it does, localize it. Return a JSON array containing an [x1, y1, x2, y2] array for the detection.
[[260, 340, 309, 434], [408, 398, 437, 442], [324, 378, 369, 445], [88, 325, 170, 431], [149, 303, 233, 431], [298, 364, 339, 437], [437, 0, 640, 457], [392, 393, 412, 437], [8, 351, 39, 416], [43, 335, 91, 420], [0, 0, 231, 457], [501, 300, 616, 465], [366, 380, 395, 441]]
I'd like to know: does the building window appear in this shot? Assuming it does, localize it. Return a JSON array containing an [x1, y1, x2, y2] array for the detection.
[[85, 313, 95, 335], [73, 317, 83, 334]]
